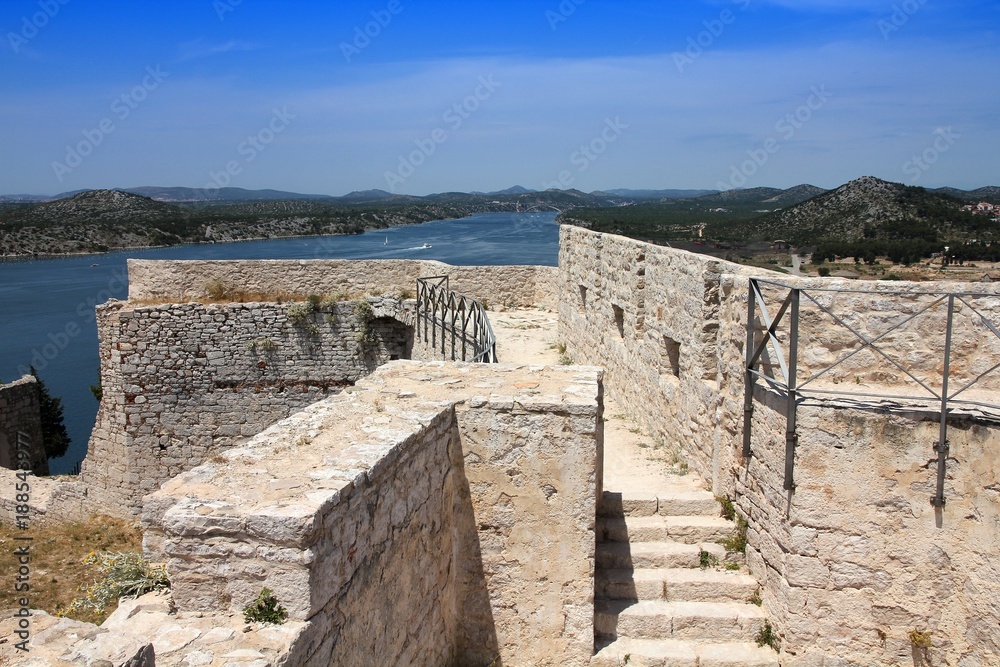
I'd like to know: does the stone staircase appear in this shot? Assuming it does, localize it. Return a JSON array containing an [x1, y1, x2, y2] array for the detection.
[[591, 488, 779, 666]]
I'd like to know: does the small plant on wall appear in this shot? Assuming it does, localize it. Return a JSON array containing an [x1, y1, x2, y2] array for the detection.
[[353, 299, 379, 354], [755, 621, 779, 651], [243, 587, 287, 625], [909, 629, 932, 665], [287, 301, 319, 336]]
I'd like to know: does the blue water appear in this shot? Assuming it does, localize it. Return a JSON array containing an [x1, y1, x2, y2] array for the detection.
[[0, 212, 559, 473]]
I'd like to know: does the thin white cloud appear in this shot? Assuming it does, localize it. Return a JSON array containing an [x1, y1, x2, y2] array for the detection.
[[176, 39, 262, 62]]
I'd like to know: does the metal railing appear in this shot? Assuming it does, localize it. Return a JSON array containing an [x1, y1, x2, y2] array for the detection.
[[742, 278, 1000, 507], [415, 276, 498, 363]]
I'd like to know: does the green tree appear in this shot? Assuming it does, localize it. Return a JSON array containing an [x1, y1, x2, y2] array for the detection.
[[30, 366, 71, 460]]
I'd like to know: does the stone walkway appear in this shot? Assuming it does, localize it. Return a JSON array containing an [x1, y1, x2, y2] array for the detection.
[[492, 308, 779, 665]]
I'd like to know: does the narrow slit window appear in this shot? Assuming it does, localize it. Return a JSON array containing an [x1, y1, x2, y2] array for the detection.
[[612, 305, 625, 338], [662, 336, 681, 377]]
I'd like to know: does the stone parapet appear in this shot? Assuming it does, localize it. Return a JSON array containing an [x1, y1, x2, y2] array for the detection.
[[142, 360, 602, 667], [127, 259, 559, 310], [81, 296, 413, 517], [557, 225, 1000, 666]]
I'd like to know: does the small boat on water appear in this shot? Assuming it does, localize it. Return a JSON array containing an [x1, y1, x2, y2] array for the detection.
[[420, 242, 432, 249], [384, 236, 388, 245]]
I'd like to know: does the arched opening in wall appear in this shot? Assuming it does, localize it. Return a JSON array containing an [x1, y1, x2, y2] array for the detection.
[[579, 285, 588, 310], [369, 317, 414, 362], [661, 336, 681, 378], [612, 305, 625, 338]]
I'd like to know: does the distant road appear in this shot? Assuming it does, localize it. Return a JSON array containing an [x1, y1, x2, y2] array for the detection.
[[790, 254, 805, 276]]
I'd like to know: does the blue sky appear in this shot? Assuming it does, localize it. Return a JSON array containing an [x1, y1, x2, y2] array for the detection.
[[2, 0, 998, 195]]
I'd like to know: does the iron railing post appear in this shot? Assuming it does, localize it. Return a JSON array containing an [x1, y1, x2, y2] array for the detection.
[[784, 288, 800, 491], [742, 280, 757, 459], [932, 294, 955, 508]]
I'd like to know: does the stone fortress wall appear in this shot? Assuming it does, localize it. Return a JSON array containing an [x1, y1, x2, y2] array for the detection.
[[126, 258, 559, 310], [3, 232, 999, 665], [142, 361, 601, 667], [82, 295, 416, 515], [557, 225, 1000, 666], [0, 375, 46, 476], [79, 259, 558, 516]]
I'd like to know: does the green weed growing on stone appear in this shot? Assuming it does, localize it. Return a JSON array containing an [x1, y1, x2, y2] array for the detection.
[[749, 588, 763, 606], [287, 301, 316, 325], [353, 299, 379, 353], [699, 549, 717, 569], [755, 621, 779, 650], [243, 587, 288, 625], [288, 301, 320, 336], [62, 551, 169, 617], [716, 496, 736, 521], [723, 516, 749, 554]]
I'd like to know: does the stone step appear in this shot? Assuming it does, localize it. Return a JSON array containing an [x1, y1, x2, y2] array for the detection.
[[600, 490, 720, 518], [596, 541, 726, 570], [599, 515, 733, 545], [596, 568, 760, 604], [591, 637, 779, 667], [595, 599, 768, 643]]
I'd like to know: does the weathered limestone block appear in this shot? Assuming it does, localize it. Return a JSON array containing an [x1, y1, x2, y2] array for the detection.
[[143, 361, 601, 667], [0, 611, 155, 666]]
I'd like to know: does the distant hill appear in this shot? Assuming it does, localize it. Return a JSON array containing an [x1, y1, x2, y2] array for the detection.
[[595, 188, 718, 200], [0, 187, 614, 256], [967, 186, 1000, 203], [7, 189, 184, 225], [708, 177, 996, 258], [696, 187, 785, 204], [0, 194, 52, 203], [106, 186, 336, 202], [759, 184, 827, 208], [930, 186, 1000, 203], [559, 184, 830, 245], [490, 186, 536, 195]]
